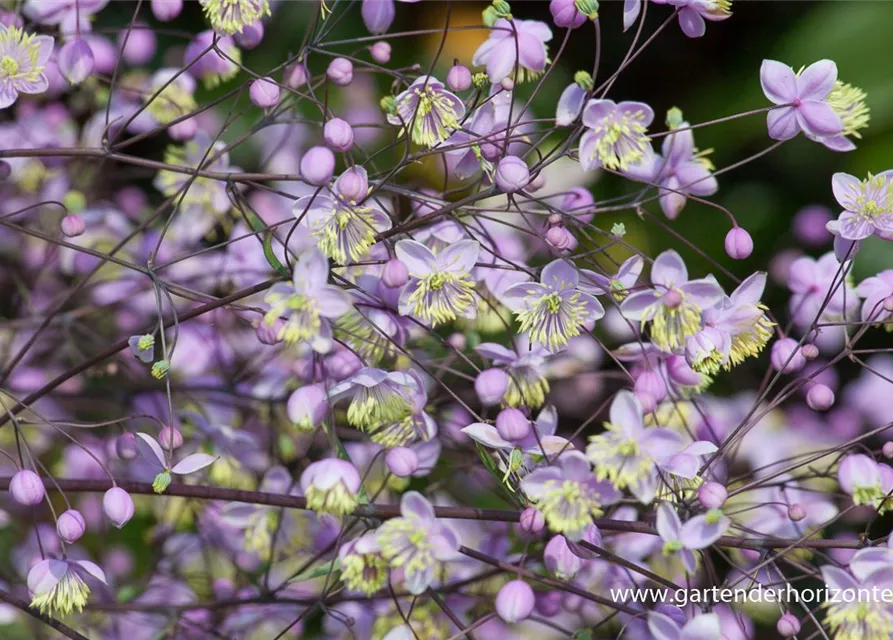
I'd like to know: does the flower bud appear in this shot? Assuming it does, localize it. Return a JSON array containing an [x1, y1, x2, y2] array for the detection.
[[496, 580, 535, 623], [103, 487, 135, 528], [500, 77, 515, 91], [327, 57, 354, 86], [116, 433, 139, 460], [249, 77, 280, 108], [801, 343, 819, 359], [370, 41, 391, 64], [724, 227, 754, 260], [544, 534, 582, 579], [335, 166, 368, 201], [777, 612, 801, 637], [771, 338, 805, 373], [323, 118, 354, 152], [447, 64, 472, 91], [9, 469, 44, 506], [382, 258, 409, 288], [288, 383, 329, 431], [56, 509, 86, 543], [59, 39, 94, 85], [234, 21, 264, 49], [169, 117, 197, 141], [151, 0, 183, 21], [495, 156, 530, 193], [362, 0, 395, 34], [475, 368, 509, 406], [385, 447, 419, 477], [787, 503, 806, 522], [496, 407, 530, 441], [793, 205, 832, 248], [520, 507, 545, 535], [550, 0, 586, 28], [806, 384, 835, 411], [256, 317, 283, 345], [545, 226, 572, 250], [118, 23, 156, 66], [447, 333, 466, 350], [300, 146, 335, 185], [567, 523, 603, 558], [285, 60, 308, 88], [883, 442, 893, 459], [698, 481, 727, 509], [634, 370, 667, 404], [61, 214, 86, 238], [159, 426, 183, 450]]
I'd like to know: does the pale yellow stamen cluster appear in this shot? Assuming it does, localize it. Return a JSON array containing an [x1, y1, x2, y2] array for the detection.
[[305, 483, 358, 516], [587, 423, 653, 489], [201, 0, 271, 35], [0, 27, 45, 82], [589, 109, 651, 171], [407, 271, 476, 327], [515, 290, 589, 351], [30, 571, 91, 617], [828, 81, 870, 139], [311, 204, 379, 264], [534, 479, 602, 537]]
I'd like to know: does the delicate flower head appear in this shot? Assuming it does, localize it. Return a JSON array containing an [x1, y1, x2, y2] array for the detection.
[[579, 255, 644, 302], [263, 248, 353, 353], [339, 533, 387, 595], [396, 239, 479, 327], [520, 451, 620, 540], [0, 25, 53, 109], [826, 80, 870, 147], [620, 250, 724, 352], [300, 458, 362, 516], [661, 0, 731, 39], [655, 502, 729, 573], [502, 259, 605, 353], [760, 59, 844, 144], [329, 367, 418, 431], [295, 167, 392, 265], [376, 491, 460, 594], [822, 565, 893, 640], [144, 69, 197, 125], [387, 75, 465, 148], [200, 0, 270, 35], [475, 338, 552, 408], [830, 171, 893, 241], [647, 611, 722, 640], [857, 269, 893, 328], [838, 454, 893, 512], [579, 99, 654, 171], [28, 559, 107, 617], [472, 18, 552, 84], [786, 251, 858, 328]]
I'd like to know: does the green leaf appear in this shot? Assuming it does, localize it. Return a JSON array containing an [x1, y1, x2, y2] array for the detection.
[[291, 558, 341, 583]]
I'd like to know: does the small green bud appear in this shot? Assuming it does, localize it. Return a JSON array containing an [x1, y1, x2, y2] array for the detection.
[[666, 107, 685, 129], [137, 334, 155, 352], [574, 70, 594, 91], [482, 6, 498, 27], [483, 1, 511, 26], [151, 359, 170, 379], [63, 190, 87, 214], [575, 0, 599, 19], [152, 471, 172, 494], [379, 95, 397, 115], [611, 222, 626, 237], [705, 508, 724, 524]]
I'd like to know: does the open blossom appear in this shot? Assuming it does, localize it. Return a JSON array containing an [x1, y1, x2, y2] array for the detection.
[[475, 338, 551, 408], [502, 259, 605, 353], [28, 558, 107, 616], [339, 532, 387, 595], [829, 171, 893, 241], [760, 59, 844, 143], [652, 0, 732, 38], [300, 458, 362, 516], [329, 367, 418, 431], [24, 0, 109, 33], [857, 270, 893, 328], [623, 114, 718, 219], [837, 454, 893, 513], [579, 99, 654, 172], [472, 18, 552, 84], [579, 255, 644, 302], [520, 451, 620, 541], [294, 167, 392, 264], [376, 491, 460, 594], [821, 564, 893, 640], [200, 0, 270, 35], [620, 250, 724, 352], [655, 502, 729, 573], [143, 68, 198, 125], [396, 239, 479, 327], [263, 248, 353, 353], [387, 75, 465, 148], [0, 26, 53, 109], [786, 251, 858, 328], [648, 611, 722, 640]]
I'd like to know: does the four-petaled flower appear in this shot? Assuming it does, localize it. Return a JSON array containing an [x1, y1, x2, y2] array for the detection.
[[0, 25, 53, 110], [472, 18, 553, 84], [857, 270, 893, 328], [579, 99, 655, 172], [387, 75, 465, 148], [829, 171, 893, 242], [28, 558, 108, 617], [655, 502, 729, 573], [760, 59, 844, 143]]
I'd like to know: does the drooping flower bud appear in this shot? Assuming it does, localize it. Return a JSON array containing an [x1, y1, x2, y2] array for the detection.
[[496, 580, 535, 623], [806, 384, 835, 411], [777, 612, 801, 638], [103, 487, 135, 528], [698, 482, 728, 509], [496, 407, 530, 441], [287, 383, 329, 431], [725, 227, 754, 260], [118, 23, 156, 66], [9, 469, 44, 506], [520, 507, 545, 535], [381, 258, 409, 288], [361, 0, 395, 35], [475, 368, 509, 406], [801, 343, 819, 359], [550, 0, 585, 28], [300, 146, 335, 185], [152, 0, 183, 21], [543, 535, 582, 579], [58, 39, 94, 85], [545, 226, 572, 250], [323, 118, 355, 152], [327, 57, 354, 86], [385, 447, 419, 477], [234, 21, 264, 49], [61, 214, 86, 238], [159, 426, 184, 450], [446, 64, 472, 92], [771, 338, 806, 373], [249, 77, 280, 108], [787, 503, 806, 522], [56, 509, 87, 543], [495, 156, 530, 193], [370, 41, 391, 64], [116, 433, 139, 460], [169, 117, 197, 141], [285, 60, 308, 88], [883, 441, 893, 459]]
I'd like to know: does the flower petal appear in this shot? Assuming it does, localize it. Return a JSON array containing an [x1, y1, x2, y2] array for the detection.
[[766, 107, 800, 141], [395, 239, 436, 276], [651, 249, 688, 288], [171, 453, 217, 475], [796, 100, 843, 138], [760, 60, 798, 104], [797, 59, 837, 101]]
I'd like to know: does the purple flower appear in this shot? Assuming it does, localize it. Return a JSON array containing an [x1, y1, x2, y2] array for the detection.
[[463, 404, 570, 458], [502, 258, 605, 353], [300, 458, 362, 516], [648, 611, 722, 640], [857, 269, 893, 326], [199, 0, 270, 36], [135, 432, 218, 493], [58, 38, 94, 85], [0, 26, 53, 109], [786, 251, 858, 328], [655, 502, 729, 573], [28, 558, 107, 616], [328, 367, 418, 431], [387, 75, 465, 148], [376, 491, 460, 594], [760, 59, 843, 142], [653, 0, 731, 38], [624, 118, 718, 219], [263, 248, 353, 353], [838, 454, 893, 511], [103, 487, 135, 528], [183, 31, 241, 88], [619, 249, 724, 352], [579, 99, 654, 171], [829, 171, 893, 241], [520, 450, 620, 540], [579, 255, 644, 301], [475, 337, 551, 408], [472, 18, 552, 84], [24, 0, 109, 33]]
